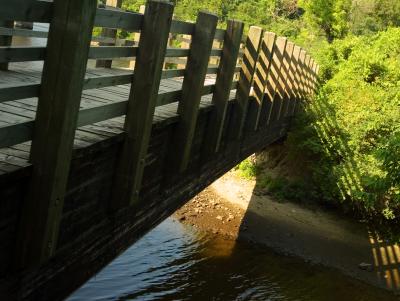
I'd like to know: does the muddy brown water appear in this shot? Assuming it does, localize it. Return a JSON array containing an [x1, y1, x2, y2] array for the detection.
[[67, 218, 397, 301]]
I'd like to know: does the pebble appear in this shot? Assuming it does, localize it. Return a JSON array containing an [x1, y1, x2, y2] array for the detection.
[[216, 215, 223, 220]]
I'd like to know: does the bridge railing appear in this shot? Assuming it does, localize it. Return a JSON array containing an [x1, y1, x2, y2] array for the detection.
[[0, 0, 319, 267]]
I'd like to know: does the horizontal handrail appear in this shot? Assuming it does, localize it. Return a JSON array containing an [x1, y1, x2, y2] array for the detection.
[[0, 79, 239, 149], [0, 2, 226, 39], [0, 46, 223, 63], [0, 66, 232, 103]]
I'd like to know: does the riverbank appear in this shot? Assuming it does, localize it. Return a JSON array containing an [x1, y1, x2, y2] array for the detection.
[[174, 170, 400, 294]]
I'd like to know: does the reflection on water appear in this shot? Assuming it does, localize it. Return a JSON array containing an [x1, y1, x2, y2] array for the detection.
[[68, 218, 397, 301]]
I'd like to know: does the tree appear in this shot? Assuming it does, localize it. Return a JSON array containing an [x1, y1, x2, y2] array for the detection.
[[299, 0, 352, 42]]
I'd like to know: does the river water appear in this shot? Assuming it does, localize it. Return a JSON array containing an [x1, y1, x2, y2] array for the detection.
[[67, 218, 396, 301]]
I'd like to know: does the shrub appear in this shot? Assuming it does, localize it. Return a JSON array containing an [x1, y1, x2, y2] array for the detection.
[[287, 28, 400, 219]]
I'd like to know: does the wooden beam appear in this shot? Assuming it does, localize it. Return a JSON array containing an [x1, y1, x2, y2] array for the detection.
[[0, 20, 14, 70], [288, 45, 302, 116], [16, 0, 97, 267], [304, 54, 312, 95], [96, 0, 123, 68], [266, 36, 287, 125], [297, 49, 307, 100], [277, 41, 294, 120], [293, 49, 308, 113], [168, 11, 218, 172], [202, 19, 244, 157], [111, 0, 174, 209], [229, 26, 264, 142], [311, 60, 319, 94], [247, 31, 276, 131]]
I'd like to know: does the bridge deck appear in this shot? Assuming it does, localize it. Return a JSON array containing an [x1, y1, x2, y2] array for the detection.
[[0, 63, 231, 176], [0, 2, 319, 300]]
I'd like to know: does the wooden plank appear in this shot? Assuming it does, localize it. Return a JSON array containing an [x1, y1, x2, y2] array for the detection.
[[0, 20, 14, 70], [0, 121, 34, 148], [297, 49, 307, 102], [310, 60, 319, 94], [314, 63, 320, 92], [0, 46, 137, 63], [170, 20, 194, 35], [278, 41, 295, 120], [0, 83, 39, 103], [307, 58, 315, 95], [111, 0, 174, 209], [303, 54, 312, 95], [266, 37, 287, 124], [168, 11, 218, 172], [162, 69, 185, 79], [0, 26, 48, 39], [202, 19, 244, 157], [248, 31, 276, 130], [210, 49, 223, 57], [214, 28, 226, 41], [77, 101, 127, 127], [0, 46, 45, 63], [288, 45, 302, 116], [0, 72, 133, 103], [165, 48, 190, 57], [0, 0, 53, 23], [96, 0, 123, 68], [94, 7, 143, 31], [83, 73, 132, 90], [89, 46, 138, 59], [16, 0, 97, 268], [229, 26, 264, 141]]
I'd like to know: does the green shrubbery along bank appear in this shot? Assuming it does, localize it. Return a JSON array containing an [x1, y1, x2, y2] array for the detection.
[[287, 28, 400, 219]]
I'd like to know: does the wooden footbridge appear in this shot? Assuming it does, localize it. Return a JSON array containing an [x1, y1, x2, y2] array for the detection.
[[0, 0, 318, 300]]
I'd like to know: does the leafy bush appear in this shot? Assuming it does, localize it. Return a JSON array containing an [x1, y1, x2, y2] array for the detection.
[[287, 28, 400, 218]]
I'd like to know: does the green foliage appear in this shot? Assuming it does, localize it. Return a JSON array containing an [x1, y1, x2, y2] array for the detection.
[[118, 0, 399, 46], [235, 157, 260, 179], [287, 28, 400, 218], [299, 0, 352, 42]]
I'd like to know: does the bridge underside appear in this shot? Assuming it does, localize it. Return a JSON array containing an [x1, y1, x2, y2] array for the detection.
[[0, 64, 289, 301]]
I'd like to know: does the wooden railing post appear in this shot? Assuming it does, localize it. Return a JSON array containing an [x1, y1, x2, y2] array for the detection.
[[229, 26, 264, 142], [16, 0, 97, 267], [308, 58, 315, 95], [310, 60, 319, 94], [111, 0, 174, 209], [288, 45, 302, 116], [277, 41, 294, 121], [294, 49, 308, 113], [0, 20, 13, 71], [266, 37, 287, 125], [247, 31, 276, 131], [202, 19, 244, 157], [96, 0, 123, 68], [314, 63, 320, 91], [168, 11, 218, 172], [298, 49, 307, 98], [304, 54, 312, 96]]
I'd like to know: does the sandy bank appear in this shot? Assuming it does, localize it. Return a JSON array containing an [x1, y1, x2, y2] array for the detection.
[[174, 171, 400, 294]]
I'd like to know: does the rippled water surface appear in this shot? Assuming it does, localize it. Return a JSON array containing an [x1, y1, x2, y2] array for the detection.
[[68, 218, 396, 301]]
